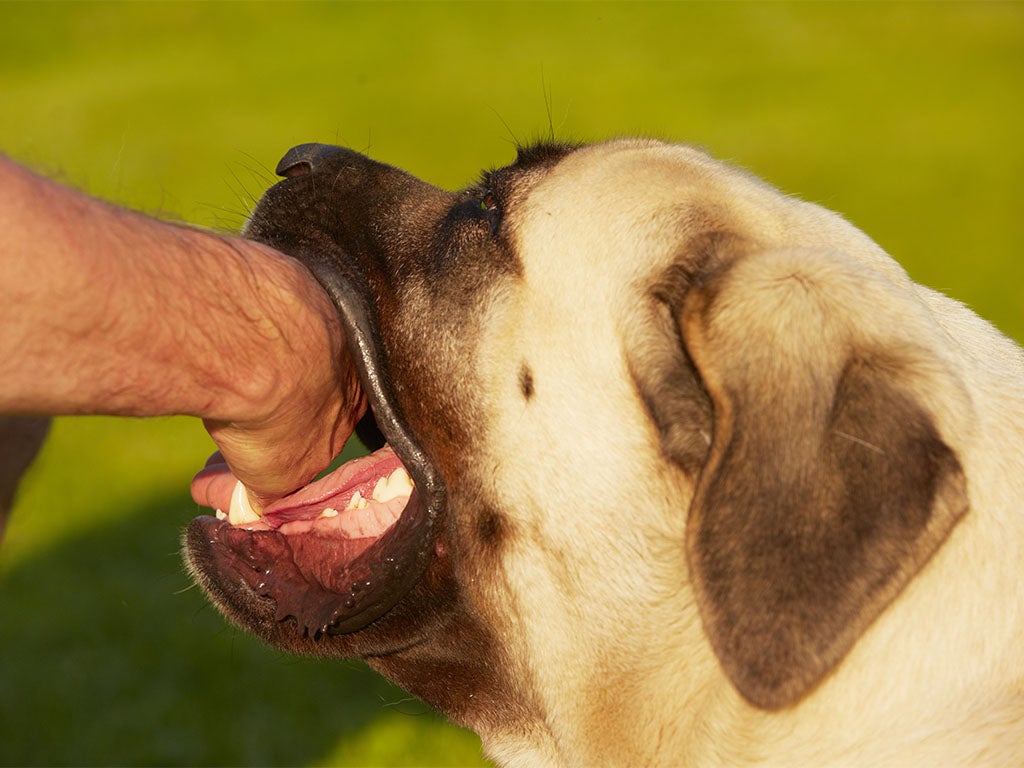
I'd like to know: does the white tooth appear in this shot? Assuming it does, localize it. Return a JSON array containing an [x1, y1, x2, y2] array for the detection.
[[372, 468, 414, 502], [228, 480, 261, 525], [215, 509, 227, 521], [346, 491, 368, 510], [320, 507, 339, 518]]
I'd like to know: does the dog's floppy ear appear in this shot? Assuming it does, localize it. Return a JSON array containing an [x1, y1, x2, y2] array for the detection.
[[663, 246, 970, 710]]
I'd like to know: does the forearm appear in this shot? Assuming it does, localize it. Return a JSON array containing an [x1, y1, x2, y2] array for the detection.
[[0, 156, 340, 424]]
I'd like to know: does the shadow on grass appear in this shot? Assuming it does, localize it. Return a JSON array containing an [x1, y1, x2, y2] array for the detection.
[[0, 492, 454, 767]]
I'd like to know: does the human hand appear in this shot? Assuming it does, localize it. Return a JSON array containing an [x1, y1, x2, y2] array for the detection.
[[189, 246, 367, 511]]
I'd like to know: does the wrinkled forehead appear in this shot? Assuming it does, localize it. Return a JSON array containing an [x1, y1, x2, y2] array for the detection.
[[512, 140, 730, 283]]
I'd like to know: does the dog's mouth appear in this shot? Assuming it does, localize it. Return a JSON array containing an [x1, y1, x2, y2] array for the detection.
[[187, 434, 437, 638], [186, 148, 446, 639], [188, 342, 443, 640]]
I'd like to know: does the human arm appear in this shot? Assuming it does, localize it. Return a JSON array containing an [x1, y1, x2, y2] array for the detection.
[[0, 156, 365, 505]]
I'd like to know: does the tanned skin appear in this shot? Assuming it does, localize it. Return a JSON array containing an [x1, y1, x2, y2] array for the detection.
[[0, 156, 365, 508]]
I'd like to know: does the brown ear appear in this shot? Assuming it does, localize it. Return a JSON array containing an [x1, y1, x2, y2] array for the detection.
[[677, 248, 969, 710]]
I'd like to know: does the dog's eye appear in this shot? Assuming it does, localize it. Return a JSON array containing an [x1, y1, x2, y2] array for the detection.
[[480, 190, 498, 213], [476, 189, 502, 234]]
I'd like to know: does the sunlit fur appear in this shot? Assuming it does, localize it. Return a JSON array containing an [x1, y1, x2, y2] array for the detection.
[[465, 140, 1023, 765], [188, 139, 1024, 766]]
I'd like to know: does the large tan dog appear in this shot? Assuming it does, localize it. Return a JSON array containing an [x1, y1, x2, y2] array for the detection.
[[186, 139, 1024, 766]]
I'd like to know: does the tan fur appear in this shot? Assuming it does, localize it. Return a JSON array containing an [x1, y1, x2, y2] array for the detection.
[[469, 141, 1023, 765], [191, 139, 1024, 766]]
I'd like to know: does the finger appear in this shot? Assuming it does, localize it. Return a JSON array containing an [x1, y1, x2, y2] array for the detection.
[[190, 461, 237, 512]]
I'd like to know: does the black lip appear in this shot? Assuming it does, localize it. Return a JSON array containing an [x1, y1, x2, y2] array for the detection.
[[296, 248, 447, 634]]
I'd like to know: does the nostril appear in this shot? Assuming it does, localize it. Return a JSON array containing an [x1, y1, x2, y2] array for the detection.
[[279, 161, 312, 178], [275, 143, 343, 178]]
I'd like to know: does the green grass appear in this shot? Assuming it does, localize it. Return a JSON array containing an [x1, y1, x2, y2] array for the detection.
[[1, 2, 1021, 765]]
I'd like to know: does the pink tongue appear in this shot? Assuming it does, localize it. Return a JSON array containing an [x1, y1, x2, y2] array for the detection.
[[262, 446, 405, 525]]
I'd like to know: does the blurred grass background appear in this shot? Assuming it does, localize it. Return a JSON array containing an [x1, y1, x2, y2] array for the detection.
[[0, 2, 1021, 766]]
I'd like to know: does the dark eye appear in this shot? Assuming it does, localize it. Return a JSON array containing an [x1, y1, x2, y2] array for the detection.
[[477, 189, 502, 233]]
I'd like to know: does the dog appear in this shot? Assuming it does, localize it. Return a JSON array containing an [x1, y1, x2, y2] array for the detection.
[[186, 139, 1024, 766]]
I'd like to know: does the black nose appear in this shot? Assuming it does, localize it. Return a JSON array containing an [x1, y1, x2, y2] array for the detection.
[[275, 143, 344, 178]]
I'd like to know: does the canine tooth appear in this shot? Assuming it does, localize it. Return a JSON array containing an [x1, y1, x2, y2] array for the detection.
[[215, 509, 227, 521], [372, 467, 415, 502], [392, 467, 414, 492], [228, 480, 261, 525], [346, 491, 368, 510], [320, 507, 339, 518]]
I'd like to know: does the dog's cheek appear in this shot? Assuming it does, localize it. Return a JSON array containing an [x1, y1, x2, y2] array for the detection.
[[362, 530, 544, 737]]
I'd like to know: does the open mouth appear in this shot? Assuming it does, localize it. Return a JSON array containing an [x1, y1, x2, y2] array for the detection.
[[188, 434, 437, 638], [187, 191, 445, 639]]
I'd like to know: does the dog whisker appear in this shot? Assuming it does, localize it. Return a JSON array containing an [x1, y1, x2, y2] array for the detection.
[[832, 429, 886, 455]]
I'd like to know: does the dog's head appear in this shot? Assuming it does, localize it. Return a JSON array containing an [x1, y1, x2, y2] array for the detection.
[[185, 140, 970, 760]]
